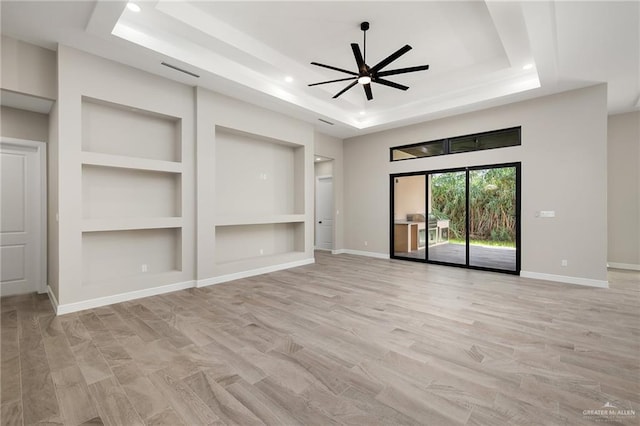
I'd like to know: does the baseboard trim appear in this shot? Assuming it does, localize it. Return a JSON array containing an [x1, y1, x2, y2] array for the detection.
[[197, 258, 315, 288], [55, 280, 196, 315], [520, 271, 609, 288], [47, 285, 59, 313], [339, 249, 390, 260], [331, 249, 346, 255], [607, 262, 640, 271]]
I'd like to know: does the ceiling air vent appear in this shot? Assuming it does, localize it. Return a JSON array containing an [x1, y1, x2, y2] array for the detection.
[[161, 62, 200, 78], [318, 118, 334, 125]]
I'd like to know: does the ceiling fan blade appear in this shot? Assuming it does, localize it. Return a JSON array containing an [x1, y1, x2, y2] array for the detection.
[[333, 80, 358, 98], [370, 44, 412, 74], [377, 64, 429, 77], [311, 62, 358, 76], [351, 43, 367, 73], [363, 83, 373, 100], [308, 76, 357, 87], [374, 78, 409, 91]]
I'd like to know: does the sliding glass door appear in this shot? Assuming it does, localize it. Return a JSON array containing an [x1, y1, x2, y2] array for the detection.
[[391, 162, 520, 274], [468, 166, 518, 271], [392, 174, 426, 260], [427, 171, 467, 265]]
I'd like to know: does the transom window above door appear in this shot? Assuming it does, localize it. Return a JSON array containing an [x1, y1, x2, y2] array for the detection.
[[390, 127, 521, 162]]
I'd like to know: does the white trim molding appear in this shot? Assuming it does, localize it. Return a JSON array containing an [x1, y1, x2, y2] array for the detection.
[[197, 258, 315, 287], [520, 271, 609, 288], [54, 280, 195, 315], [339, 249, 390, 260], [607, 262, 640, 271], [47, 285, 59, 312]]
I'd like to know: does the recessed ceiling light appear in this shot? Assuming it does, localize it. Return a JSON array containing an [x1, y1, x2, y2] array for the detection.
[[523, 63, 534, 70], [285, 76, 294, 83], [316, 157, 322, 162], [127, 2, 141, 12], [359, 111, 366, 116]]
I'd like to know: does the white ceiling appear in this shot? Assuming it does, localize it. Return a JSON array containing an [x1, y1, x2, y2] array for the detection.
[[1, 1, 638, 138]]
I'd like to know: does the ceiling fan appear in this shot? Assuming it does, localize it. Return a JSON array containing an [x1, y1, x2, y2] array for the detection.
[[308, 21, 429, 101]]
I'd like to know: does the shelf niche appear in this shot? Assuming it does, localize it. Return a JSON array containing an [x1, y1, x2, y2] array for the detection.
[[82, 97, 181, 162], [215, 126, 304, 218], [82, 164, 181, 219], [215, 223, 304, 265], [82, 228, 182, 286]]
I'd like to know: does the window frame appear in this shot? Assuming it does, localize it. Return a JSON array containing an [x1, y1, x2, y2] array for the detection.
[[389, 126, 521, 162]]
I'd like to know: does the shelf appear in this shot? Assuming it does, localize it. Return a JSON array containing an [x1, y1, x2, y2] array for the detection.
[[82, 217, 182, 232], [215, 214, 305, 227], [215, 222, 304, 265], [81, 152, 182, 173]]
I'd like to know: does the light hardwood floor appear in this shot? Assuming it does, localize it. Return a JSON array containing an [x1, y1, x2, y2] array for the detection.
[[1, 252, 639, 425]]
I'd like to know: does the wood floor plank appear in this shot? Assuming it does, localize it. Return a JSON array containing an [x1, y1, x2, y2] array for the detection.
[[0, 253, 638, 425], [148, 369, 220, 425], [0, 400, 22, 426], [51, 365, 100, 426], [88, 376, 144, 426], [183, 370, 265, 426]]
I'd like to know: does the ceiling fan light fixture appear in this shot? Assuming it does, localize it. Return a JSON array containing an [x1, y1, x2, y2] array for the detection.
[[358, 75, 372, 85]]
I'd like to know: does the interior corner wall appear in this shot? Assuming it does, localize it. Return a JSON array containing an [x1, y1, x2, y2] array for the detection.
[[607, 111, 640, 269], [0, 106, 49, 141], [56, 45, 195, 306], [343, 84, 609, 283], [1, 35, 56, 100], [48, 102, 59, 301], [195, 87, 315, 283], [314, 131, 344, 251]]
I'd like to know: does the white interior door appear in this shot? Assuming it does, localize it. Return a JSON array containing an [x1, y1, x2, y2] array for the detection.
[[1, 139, 45, 296], [315, 176, 334, 250]]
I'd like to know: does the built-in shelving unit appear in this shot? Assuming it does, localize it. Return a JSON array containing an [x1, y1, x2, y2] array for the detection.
[[81, 97, 183, 285], [213, 126, 306, 270]]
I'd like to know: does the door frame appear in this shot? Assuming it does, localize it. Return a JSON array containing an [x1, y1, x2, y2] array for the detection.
[[1, 137, 47, 294], [315, 174, 334, 251], [390, 161, 521, 275]]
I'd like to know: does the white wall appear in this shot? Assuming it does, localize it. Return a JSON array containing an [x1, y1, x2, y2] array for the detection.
[[344, 85, 608, 284], [1, 35, 56, 99], [0, 106, 48, 141], [314, 132, 344, 251], [607, 111, 640, 269], [195, 87, 315, 282], [56, 45, 195, 306], [48, 103, 59, 299]]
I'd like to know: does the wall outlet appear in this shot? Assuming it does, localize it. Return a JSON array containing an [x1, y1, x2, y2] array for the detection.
[[259, 248, 264, 255], [141, 264, 148, 272], [561, 259, 568, 267], [364, 241, 368, 246], [537, 210, 556, 218]]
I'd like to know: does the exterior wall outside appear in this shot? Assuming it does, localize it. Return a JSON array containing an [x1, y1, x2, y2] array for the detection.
[[344, 85, 609, 283]]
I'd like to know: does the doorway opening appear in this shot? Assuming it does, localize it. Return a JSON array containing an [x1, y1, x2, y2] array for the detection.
[[314, 156, 334, 251], [391, 162, 520, 274]]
